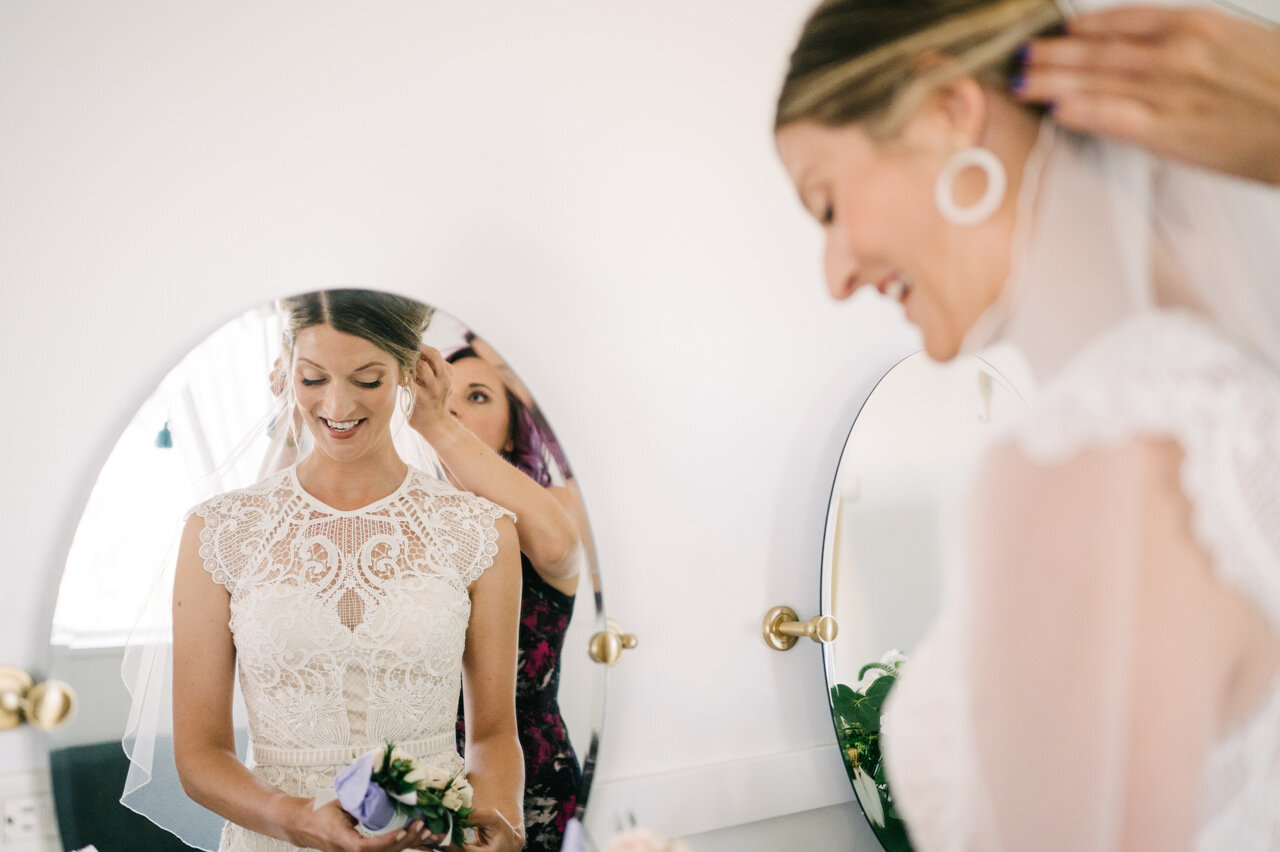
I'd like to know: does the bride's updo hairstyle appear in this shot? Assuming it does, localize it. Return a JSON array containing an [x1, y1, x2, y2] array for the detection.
[[776, 0, 1062, 139], [280, 288, 432, 384]]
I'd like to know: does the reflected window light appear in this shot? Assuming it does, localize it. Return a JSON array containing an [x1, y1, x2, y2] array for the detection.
[[52, 307, 282, 647]]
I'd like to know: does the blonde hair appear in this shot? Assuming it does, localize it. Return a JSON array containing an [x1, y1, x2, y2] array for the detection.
[[280, 289, 432, 383], [776, 0, 1062, 139]]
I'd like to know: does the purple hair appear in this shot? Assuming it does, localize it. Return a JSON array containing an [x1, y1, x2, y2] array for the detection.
[[446, 347, 552, 487]]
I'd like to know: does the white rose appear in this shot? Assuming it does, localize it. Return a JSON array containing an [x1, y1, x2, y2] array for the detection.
[[455, 780, 473, 809], [880, 649, 908, 667], [856, 668, 885, 693], [441, 787, 464, 810], [404, 764, 452, 789], [365, 745, 387, 773], [387, 746, 412, 766], [393, 788, 419, 805]]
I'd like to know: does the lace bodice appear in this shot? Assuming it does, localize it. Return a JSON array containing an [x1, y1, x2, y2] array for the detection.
[[884, 311, 1280, 851], [191, 465, 513, 851]]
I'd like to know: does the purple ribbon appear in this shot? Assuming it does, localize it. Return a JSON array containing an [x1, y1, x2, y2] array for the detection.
[[334, 752, 398, 831]]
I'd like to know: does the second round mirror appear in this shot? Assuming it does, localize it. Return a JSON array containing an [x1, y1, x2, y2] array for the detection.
[[821, 350, 1028, 850]]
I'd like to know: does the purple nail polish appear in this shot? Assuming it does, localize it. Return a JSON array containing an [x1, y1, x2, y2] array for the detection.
[[1009, 71, 1026, 93], [1012, 43, 1029, 66]]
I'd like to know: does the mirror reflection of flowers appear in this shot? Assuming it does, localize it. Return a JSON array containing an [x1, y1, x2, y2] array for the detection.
[[831, 649, 913, 851], [333, 742, 475, 847]]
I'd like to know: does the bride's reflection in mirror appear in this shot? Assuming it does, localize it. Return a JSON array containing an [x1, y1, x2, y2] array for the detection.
[[48, 289, 604, 852]]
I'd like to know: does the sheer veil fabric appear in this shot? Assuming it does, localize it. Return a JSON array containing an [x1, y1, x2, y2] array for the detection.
[[881, 2, 1280, 850]]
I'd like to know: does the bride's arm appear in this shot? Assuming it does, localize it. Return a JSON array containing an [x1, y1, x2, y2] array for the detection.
[[958, 438, 1271, 850], [461, 516, 525, 849], [171, 515, 435, 852]]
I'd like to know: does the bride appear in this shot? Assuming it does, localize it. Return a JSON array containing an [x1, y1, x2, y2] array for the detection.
[[168, 289, 525, 851], [775, 0, 1280, 848]]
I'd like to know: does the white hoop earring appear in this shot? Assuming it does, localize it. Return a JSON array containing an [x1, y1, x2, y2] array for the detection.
[[934, 146, 1006, 227], [400, 383, 415, 421]]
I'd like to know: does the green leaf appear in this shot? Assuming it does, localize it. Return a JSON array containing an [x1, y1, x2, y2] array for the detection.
[[852, 700, 881, 733], [866, 674, 895, 700]]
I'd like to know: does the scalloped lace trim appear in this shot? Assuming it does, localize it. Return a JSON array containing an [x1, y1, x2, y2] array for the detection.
[[1008, 310, 1280, 633], [1006, 309, 1280, 849]]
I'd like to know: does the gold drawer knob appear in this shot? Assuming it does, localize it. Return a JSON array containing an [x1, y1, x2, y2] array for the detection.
[[0, 666, 77, 732], [761, 606, 838, 651], [588, 618, 638, 666]]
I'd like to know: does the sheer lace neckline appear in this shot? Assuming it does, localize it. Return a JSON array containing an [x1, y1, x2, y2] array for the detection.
[[286, 463, 414, 515]]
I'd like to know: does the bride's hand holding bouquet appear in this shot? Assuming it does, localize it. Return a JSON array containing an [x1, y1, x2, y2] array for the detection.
[[290, 799, 447, 852], [325, 744, 482, 851]]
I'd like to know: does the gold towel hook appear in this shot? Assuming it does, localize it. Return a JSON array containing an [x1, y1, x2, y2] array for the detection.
[[761, 606, 838, 651], [0, 666, 77, 732], [588, 618, 638, 666]]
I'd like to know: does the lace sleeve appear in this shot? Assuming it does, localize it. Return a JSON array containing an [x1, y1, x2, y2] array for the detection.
[[186, 497, 235, 593], [930, 311, 1280, 850], [453, 493, 515, 587], [406, 478, 516, 587], [1004, 310, 1280, 632]]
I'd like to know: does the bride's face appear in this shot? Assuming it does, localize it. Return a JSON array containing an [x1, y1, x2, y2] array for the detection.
[[775, 106, 1012, 361], [291, 323, 402, 462]]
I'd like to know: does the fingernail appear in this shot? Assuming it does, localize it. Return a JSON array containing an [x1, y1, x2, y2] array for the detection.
[[395, 830, 408, 840], [1009, 71, 1026, 93], [1012, 42, 1029, 65]]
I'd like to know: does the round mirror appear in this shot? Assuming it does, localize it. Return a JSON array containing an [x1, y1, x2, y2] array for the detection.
[[47, 292, 605, 852], [820, 349, 1029, 850]]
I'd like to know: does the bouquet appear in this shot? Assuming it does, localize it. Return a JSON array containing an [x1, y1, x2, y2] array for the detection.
[[830, 649, 913, 852], [333, 742, 475, 847]]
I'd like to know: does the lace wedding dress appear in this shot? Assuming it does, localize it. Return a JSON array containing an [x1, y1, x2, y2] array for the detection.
[[192, 464, 512, 851], [881, 120, 1280, 850]]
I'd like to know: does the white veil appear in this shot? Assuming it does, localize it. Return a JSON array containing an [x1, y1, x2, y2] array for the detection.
[[964, 0, 1280, 380], [886, 1, 1280, 849]]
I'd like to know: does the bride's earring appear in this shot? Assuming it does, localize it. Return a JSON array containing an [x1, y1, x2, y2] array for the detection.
[[399, 380, 415, 421], [934, 145, 1006, 227]]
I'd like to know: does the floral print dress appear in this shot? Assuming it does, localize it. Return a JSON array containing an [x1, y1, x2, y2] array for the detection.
[[459, 554, 581, 852]]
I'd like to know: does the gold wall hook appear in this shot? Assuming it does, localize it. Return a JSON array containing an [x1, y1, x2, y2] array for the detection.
[[0, 666, 77, 732], [761, 606, 839, 651], [588, 618, 637, 666]]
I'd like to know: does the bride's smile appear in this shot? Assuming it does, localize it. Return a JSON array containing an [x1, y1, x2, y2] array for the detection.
[[775, 81, 1040, 362], [292, 323, 401, 459]]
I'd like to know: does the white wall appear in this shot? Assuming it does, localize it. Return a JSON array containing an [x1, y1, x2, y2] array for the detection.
[[0, 2, 918, 848]]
